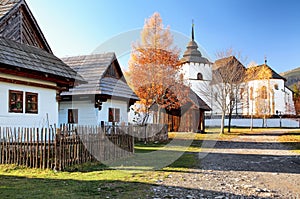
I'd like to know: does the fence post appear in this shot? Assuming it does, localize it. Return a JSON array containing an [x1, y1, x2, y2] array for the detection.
[[54, 128, 60, 171]]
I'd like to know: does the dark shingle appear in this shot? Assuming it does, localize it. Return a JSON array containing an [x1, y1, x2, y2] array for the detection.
[[61, 53, 139, 100], [0, 0, 20, 19], [0, 37, 85, 82]]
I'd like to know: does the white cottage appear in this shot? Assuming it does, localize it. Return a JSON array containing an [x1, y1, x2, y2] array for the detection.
[[59, 53, 139, 126], [0, 0, 84, 127]]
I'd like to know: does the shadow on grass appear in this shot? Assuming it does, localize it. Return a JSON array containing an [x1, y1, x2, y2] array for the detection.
[[0, 174, 258, 199], [133, 138, 300, 174]]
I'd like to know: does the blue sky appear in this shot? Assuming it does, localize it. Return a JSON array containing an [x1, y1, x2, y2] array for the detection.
[[26, 0, 300, 73]]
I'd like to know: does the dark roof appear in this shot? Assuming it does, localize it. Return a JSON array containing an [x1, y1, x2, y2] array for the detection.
[[254, 64, 286, 81], [213, 56, 245, 70], [0, 37, 85, 82], [0, 0, 18, 19], [180, 24, 211, 65], [61, 53, 139, 100], [189, 89, 211, 111], [0, 0, 52, 53]]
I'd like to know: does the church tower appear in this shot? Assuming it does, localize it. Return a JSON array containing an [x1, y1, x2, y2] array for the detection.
[[180, 23, 212, 106]]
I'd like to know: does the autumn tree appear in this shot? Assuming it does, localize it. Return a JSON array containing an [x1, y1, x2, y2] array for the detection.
[[291, 84, 300, 115], [245, 62, 272, 128], [211, 49, 246, 133], [128, 12, 189, 125]]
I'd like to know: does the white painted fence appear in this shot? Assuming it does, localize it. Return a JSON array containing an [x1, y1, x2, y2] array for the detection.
[[206, 118, 300, 128]]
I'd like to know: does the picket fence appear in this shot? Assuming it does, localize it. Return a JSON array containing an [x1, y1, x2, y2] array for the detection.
[[0, 125, 134, 171]]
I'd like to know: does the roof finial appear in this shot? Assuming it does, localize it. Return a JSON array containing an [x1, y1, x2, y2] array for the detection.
[[192, 19, 195, 41], [264, 55, 267, 65]]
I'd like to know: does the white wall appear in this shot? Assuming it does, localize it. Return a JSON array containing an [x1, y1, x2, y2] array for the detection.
[[99, 99, 129, 124], [59, 100, 98, 125], [59, 98, 129, 126], [0, 81, 58, 127], [246, 79, 295, 116], [182, 62, 213, 108]]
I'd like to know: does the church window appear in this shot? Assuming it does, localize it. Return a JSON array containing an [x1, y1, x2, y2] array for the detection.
[[250, 87, 253, 100], [260, 86, 267, 99], [197, 73, 203, 80], [240, 88, 244, 99], [274, 84, 279, 90], [214, 92, 218, 101]]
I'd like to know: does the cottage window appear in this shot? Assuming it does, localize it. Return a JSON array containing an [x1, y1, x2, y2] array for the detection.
[[274, 84, 279, 90], [108, 108, 120, 123], [197, 73, 203, 80], [9, 90, 23, 113], [25, 92, 38, 114], [68, 109, 78, 124]]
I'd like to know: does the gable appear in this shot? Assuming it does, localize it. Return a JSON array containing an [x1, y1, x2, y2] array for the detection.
[[0, 0, 52, 53], [103, 59, 123, 79], [61, 53, 139, 100]]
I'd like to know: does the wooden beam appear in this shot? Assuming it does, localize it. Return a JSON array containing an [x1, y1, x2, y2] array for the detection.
[[0, 76, 60, 91], [0, 66, 74, 87]]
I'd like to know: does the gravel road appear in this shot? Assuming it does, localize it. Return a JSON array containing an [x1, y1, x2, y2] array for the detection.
[[149, 132, 300, 199]]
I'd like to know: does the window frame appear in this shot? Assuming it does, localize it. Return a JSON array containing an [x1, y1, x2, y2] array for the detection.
[[108, 108, 120, 123], [9, 90, 24, 113], [25, 92, 38, 114], [260, 86, 267, 99], [68, 109, 78, 124], [197, 73, 203, 80]]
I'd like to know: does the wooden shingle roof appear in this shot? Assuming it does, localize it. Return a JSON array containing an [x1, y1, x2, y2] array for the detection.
[[61, 53, 139, 100], [0, 37, 85, 82], [0, 0, 52, 53], [189, 88, 211, 111], [0, 0, 18, 18]]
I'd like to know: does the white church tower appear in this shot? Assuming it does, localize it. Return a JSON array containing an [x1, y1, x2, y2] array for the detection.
[[180, 23, 213, 108]]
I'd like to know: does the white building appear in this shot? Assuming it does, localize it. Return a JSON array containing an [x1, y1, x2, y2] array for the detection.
[[0, 0, 84, 127], [59, 53, 139, 126], [180, 24, 213, 109], [242, 64, 295, 116], [181, 25, 295, 117]]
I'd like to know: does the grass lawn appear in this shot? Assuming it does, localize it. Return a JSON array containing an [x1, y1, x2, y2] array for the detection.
[[0, 128, 299, 198]]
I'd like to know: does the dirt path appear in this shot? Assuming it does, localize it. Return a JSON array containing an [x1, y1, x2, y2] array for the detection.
[[149, 132, 300, 199]]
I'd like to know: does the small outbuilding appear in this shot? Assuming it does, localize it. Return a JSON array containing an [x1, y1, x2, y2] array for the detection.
[[59, 53, 139, 126]]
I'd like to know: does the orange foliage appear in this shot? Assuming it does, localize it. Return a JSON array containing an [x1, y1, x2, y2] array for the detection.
[[128, 12, 189, 114]]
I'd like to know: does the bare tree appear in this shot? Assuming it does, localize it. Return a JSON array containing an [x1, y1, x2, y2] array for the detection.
[[211, 49, 246, 133]]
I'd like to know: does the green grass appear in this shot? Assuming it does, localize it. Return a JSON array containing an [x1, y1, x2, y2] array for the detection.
[[278, 132, 300, 154], [0, 128, 299, 198]]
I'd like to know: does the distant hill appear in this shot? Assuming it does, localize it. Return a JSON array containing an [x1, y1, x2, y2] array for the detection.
[[280, 67, 300, 88]]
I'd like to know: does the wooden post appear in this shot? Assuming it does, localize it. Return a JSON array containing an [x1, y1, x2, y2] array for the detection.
[[30, 128, 33, 168], [54, 128, 60, 171], [36, 128, 39, 169]]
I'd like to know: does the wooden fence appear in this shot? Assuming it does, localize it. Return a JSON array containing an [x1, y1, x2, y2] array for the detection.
[[0, 125, 134, 171]]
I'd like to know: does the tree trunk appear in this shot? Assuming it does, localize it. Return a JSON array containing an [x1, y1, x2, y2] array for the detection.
[[220, 111, 225, 134], [250, 113, 253, 131], [228, 110, 232, 133]]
